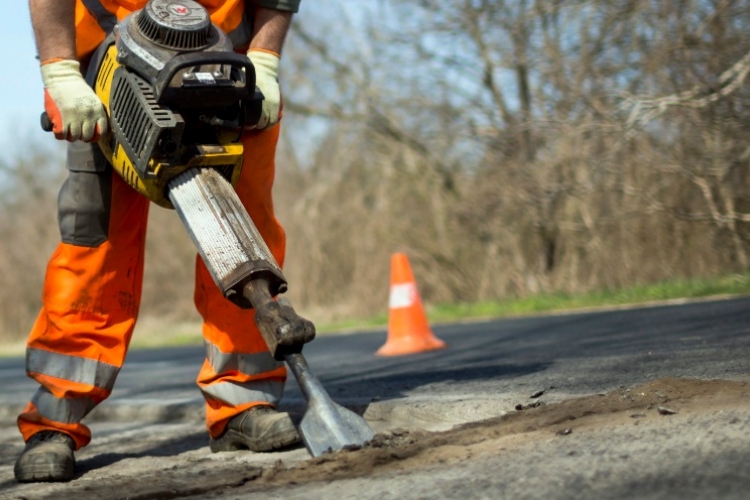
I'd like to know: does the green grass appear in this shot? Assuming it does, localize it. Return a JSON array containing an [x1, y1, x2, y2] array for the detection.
[[130, 331, 204, 349], [317, 272, 750, 332], [314, 314, 389, 334]]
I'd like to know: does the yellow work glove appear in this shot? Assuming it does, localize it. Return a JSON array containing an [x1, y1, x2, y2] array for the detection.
[[247, 49, 281, 129], [41, 59, 109, 142]]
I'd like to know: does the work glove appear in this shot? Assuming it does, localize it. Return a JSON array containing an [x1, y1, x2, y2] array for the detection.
[[247, 49, 281, 129], [41, 59, 109, 142]]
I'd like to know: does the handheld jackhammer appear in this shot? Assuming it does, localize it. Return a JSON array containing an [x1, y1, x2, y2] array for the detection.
[[42, 0, 372, 456]]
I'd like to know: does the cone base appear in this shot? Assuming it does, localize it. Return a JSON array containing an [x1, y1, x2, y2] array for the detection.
[[375, 330, 447, 357]]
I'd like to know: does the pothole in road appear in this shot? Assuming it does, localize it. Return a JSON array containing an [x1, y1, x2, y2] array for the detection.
[[8, 377, 750, 500], [254, 377, 750, 488]]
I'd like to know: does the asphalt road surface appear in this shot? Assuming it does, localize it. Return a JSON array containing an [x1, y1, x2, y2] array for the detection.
[[0, 296, 749, 499]]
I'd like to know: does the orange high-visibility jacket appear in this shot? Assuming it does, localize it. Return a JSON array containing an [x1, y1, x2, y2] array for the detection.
[[75, 0, 301, 61]]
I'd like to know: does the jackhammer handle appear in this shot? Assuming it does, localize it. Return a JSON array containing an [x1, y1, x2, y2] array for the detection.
[[40, 112, 53, 132], [154, 51, 256, 103]]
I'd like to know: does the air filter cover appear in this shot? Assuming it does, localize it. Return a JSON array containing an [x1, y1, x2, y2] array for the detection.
[[135, 0, 213, 50]]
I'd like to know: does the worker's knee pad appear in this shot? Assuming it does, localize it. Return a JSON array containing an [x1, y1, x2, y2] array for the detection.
[[58, 142, 112, 247]]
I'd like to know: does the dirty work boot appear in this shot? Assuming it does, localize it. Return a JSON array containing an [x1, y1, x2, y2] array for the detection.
[[210, 405, 301, 453], [14, 431, 76, 483]]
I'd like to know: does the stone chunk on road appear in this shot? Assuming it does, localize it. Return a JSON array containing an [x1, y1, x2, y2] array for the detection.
[[657, 406, 678, 415]]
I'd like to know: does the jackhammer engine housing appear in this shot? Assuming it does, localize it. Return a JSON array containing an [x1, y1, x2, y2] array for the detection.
[[68, 0, 287, 300], [86, 0, 262, 208]]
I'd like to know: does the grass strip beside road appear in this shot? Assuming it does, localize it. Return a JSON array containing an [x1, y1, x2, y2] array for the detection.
[[121, 272, 750, 348], [319, 272, 750, 333]]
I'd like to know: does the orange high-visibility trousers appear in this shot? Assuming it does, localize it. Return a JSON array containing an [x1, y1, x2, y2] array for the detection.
[[18, 125, 287, 449]]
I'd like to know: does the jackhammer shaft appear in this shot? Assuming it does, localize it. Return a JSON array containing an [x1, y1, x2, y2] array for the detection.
[[168, 168, 315, 359], [167, 167, 368, 457]]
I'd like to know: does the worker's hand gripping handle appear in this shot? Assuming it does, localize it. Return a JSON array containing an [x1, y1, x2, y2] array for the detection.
[[243, 278, 316, 360]]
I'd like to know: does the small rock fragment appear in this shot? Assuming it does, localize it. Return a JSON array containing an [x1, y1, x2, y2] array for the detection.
[[556, 428, 572, 436], [657, 406, 677, 415], [516, 400, 546, 411], [531, 390, 545, 399], [630, 413, 646, 418], [729, 417, 740, 424]]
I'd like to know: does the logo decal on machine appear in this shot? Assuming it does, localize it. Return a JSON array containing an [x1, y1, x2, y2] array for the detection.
[[168, 3, 190, 16]]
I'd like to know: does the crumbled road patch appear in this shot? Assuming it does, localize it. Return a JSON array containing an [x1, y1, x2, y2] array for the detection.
[[3, 378, 748, 500]]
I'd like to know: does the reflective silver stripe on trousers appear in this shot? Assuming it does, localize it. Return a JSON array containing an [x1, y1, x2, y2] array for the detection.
[[201, 379, 284, 407], [31, 387, 98, 424], [27, 348, 120, 391], [80, 0, 118, 35], [205, 341, 283, 376]]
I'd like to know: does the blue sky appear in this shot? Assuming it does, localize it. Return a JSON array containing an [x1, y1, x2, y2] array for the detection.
[[0, 6, 48, 159]]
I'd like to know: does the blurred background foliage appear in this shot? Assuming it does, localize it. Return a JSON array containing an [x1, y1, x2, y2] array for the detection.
[[2, 0, 750, 342]]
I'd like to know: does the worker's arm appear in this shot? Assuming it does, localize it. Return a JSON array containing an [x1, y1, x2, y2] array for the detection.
[[250, 8, 293, 54], [29, 0, 77, 61], [29, 0, 108, 142], [247, 6, 295, 129]]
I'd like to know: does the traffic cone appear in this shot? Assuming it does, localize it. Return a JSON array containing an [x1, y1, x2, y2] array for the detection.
[[376, 253, 446, 356]]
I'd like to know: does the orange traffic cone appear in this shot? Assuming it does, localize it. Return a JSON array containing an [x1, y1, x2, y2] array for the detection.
[[376, 253, 446, 356]]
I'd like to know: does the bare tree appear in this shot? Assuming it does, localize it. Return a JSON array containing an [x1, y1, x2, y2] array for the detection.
[[4, 0, 750, 340]]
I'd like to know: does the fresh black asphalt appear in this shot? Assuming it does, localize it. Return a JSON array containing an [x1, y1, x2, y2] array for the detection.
[[0, 296, 748, 418]]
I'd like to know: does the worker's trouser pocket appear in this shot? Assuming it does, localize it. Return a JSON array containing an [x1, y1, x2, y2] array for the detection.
[[58, 142, 112, 247]]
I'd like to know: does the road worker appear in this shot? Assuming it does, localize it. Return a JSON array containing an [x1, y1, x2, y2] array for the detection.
[[15, 0, 301, 483]]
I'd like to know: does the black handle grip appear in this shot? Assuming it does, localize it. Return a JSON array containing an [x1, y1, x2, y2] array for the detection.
[[40, 112, 53, 132], [153, 52, 256, 103]]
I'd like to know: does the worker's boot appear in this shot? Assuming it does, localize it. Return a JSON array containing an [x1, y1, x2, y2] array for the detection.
[[210, 405, 300, 452], [14, 431, 76, 483]]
